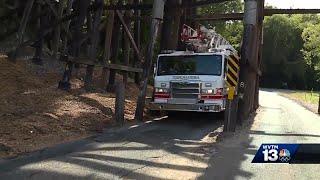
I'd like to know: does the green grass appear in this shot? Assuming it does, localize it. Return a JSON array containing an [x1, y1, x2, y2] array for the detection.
[[282, 91, 319, 105]]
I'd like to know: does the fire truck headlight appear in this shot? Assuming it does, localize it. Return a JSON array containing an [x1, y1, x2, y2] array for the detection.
[[201, 89, 214, 94], [161, 83, 167, 88], [155, 88, 169, 93], [205, 83, 212, 87]]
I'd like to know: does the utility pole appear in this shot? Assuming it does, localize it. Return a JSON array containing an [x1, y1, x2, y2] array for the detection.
[[135, 0, 166, 121]]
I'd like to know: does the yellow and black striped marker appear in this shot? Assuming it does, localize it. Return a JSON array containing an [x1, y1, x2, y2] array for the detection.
[[226, 54, 240, 88]]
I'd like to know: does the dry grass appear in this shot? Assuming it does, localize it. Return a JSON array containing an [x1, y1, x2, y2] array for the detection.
[[0, 56, 149, 158], [281, 91, 319, 105]]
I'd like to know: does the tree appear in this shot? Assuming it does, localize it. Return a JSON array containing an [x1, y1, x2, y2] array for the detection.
[[261, 15, 306, 89], [302, 24, 320, 90]]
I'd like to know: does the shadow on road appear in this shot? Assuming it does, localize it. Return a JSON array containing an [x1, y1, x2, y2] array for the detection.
[[0, 110, 265, 179], [1, 112, 232, 179], [198, 112, 257, 180]]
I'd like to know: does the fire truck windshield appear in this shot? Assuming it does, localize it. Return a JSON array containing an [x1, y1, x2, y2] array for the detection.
[[157, 55, 222, 76]]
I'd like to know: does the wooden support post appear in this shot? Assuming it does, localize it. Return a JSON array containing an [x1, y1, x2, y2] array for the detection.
[[62, 0, 74, 54], [52, 0, 65, 58], [160, 0, 182, 50], [135, 0, 166, 121], [73, 0, 90, 55], [122, 0, 134, 85], [13, 0, 35, 61], [107, 21, 121, 92], [238, 0, 259, 123], [133, 0, 141, 85], [58, 61, 73, 90], [115, 82, 125, 126], [17, 0, 35, 44], [59, 0, 90, 90], [84, 0, 104, 91], [231, 98, 239, 131], [254, 0, 265, 110], [123, 38, 130, 85], [177, 0, 189, 50], [224, 100, 232, 132], [107, 13, 122, 92], [101, 9, 115, 89], [224, 98, 238, 132], [32, 3, 47, 65]]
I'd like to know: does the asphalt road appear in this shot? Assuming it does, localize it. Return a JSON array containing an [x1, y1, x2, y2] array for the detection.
[[200, 90, 320, 180], [1, 90, 320, 180]]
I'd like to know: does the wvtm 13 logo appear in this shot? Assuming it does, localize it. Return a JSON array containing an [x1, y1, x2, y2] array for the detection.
[[252, 144, 299, 163]]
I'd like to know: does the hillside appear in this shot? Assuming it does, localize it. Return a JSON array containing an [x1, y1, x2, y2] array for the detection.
[[0, 55, 146, 158]]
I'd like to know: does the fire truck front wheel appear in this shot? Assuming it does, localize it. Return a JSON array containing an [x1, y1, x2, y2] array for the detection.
[[148, 109, 161, 116]]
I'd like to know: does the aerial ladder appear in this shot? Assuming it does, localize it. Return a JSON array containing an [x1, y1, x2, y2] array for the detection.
[[181, 24, 237, 54]]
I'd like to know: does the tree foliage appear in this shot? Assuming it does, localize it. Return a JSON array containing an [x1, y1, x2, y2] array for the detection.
[[302, 24, 320, 88], [261, 15, 305, 89], [261, 14, 320, 90]]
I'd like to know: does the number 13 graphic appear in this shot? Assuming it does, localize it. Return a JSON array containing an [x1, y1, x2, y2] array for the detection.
[[262, 149, 278, 161]]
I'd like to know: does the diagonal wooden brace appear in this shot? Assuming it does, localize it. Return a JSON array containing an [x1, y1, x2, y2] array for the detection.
[[116, 10, 144, 63]]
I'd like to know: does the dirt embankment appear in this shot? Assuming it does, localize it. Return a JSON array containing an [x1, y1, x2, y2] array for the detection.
[[0, 56, 147, 158]]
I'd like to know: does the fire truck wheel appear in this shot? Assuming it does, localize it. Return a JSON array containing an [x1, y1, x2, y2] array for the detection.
[[148, 110, 161, 116], [166, 111, 178, 118]]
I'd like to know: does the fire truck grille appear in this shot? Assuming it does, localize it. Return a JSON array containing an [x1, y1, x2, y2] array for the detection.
[[171, 82, 200, 99]]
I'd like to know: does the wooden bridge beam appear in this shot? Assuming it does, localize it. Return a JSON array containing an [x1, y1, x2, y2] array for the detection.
[[104, 0, 231, 10]]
